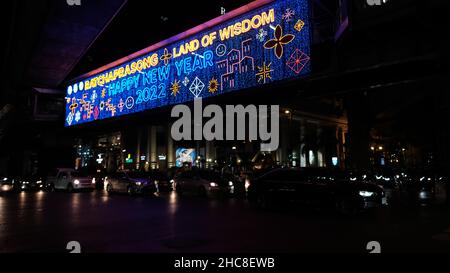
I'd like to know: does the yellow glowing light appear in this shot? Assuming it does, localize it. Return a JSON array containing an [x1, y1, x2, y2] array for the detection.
[[170, 79, 181, 96], [208, 77, 219, 93]]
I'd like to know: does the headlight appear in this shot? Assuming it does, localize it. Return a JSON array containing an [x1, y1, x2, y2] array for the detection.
[[23, 181, 29, 184], [359, 191, 374, 197], [245, 180, 251, 190], [3, 177, 8, 181], [170, 179, 174, 184], [228, 181, 234, 186], [210, 182, 218, 187], [92, 178, 96, 184], [37, 180, 42, 184], [135, 182, 142, 186], [74, 180, 80, 185]]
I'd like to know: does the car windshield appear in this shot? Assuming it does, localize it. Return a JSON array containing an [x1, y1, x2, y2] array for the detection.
[[127, 172, 148, 179], [149, 171, 168, 180], [71, 171, 89, 177], [198, 171, 221, 181]]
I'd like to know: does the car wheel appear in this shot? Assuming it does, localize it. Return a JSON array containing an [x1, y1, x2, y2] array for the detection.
[[49, 184, 55, 192], [67, 183, 73, 193], [106, 184, 113, 194], [127, 186, 134, 196]]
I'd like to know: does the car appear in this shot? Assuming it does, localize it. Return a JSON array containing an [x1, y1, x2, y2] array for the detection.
[[410, 170, 436, 204], [46, 168, 95, 192], [18, 174, 45, 192], [173, 169, 233, 197], [105, 171, 156, 196], [78, 166, 106, 190], [0, 176, 19, 193], [247, 168, 385, 214], [148, 170, 172, 192]]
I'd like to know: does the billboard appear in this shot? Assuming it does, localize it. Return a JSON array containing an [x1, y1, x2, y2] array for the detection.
[[65, 0, 311, 126], [175, 148, 197, 167]]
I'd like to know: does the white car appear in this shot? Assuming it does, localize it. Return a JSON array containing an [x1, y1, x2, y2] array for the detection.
[[47, 168, 95, 192]]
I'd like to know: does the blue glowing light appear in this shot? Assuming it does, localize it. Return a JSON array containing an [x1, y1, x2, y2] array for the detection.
[[65, 0, 311, 126]]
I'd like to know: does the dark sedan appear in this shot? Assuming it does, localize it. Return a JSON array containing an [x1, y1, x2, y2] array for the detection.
[[247, 168, 385, 214], [105, 171, 156, 196], [18, 174, 45, 192]]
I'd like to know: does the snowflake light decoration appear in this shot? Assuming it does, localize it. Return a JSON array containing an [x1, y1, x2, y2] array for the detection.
[[75, 111, 81, 122], [256, 28, 268, 42], [256, 62, 273, 84], [90, 90, 97, 103], [182, 77, 190, 87], [282, 8, 295, 22]]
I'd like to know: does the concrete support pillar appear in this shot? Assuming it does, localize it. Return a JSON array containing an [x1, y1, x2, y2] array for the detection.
[[150, 126, 157, 169], [300, 119, 306, 167], [317, 125, 324, 167], [167, 123, 174, 169], [136, 128, 142, 170], [337, 126, 346, 169], [205, 140, 213, 168]]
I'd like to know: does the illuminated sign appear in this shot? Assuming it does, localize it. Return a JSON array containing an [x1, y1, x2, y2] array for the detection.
[[176, 148, 196, 167], [65, 0, 311, 126]]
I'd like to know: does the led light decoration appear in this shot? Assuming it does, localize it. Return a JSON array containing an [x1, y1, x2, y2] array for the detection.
[[65, 0, 311, 126]]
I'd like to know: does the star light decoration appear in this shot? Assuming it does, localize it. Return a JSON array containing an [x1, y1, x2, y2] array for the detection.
[[264, 25, 295, 59], [208, 77, 219, 93], [170, 79, 181, 96], [101, 88, 106, 98], [256, 62, 273, 84], [256, 28, 268, 42], [282, 8, 295, 22], [189, 77, 205, 97], [286, 49, 310, 74]]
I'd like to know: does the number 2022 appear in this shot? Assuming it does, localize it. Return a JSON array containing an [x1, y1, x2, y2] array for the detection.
[[136, 83, 166, 104]]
